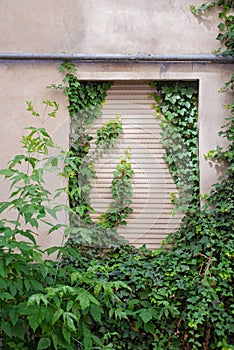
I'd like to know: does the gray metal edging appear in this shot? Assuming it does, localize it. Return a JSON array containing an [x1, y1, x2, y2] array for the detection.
[[0, 53, 233, 63]]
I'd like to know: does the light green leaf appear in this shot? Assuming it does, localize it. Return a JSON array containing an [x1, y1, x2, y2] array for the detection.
[[139, 309, 153, 324], [52, 309, 63, 325], [76, 292, 90, 311], [0, 169, 15, 177], [63, 312, 77, 332], [45, 207, 58, 219]]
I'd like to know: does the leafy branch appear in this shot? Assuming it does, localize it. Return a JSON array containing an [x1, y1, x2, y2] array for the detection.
[[98, 149, 134, 228]]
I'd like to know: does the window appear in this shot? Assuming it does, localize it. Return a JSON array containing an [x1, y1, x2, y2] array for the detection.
[[89, 81, 183, 249]]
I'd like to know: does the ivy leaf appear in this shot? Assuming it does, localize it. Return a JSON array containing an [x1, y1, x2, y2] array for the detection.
[[139, 308, 153, 324]]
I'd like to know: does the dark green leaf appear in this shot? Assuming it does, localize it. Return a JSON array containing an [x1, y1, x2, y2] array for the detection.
[[37, 337, 51, 350]]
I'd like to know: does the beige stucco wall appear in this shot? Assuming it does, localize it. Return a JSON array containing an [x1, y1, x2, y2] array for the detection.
[[0, 1, 233, 250], [1, 0, 221, 55]]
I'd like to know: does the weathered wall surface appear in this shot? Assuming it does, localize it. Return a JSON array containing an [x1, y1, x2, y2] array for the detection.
[[0, 1, 233, 249], [0, 0, 221, 54]]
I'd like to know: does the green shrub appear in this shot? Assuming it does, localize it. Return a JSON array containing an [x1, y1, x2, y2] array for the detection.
[[0, 103, 130, 350]]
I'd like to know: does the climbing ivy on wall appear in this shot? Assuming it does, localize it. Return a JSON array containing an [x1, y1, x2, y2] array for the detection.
[[61, 4, 234, 349], [98, 148, 134, 228], [191, 0, 234, 56], [191, 0, 234, 91], [150, 81, 199, 212], [51, 62, 134, 246]]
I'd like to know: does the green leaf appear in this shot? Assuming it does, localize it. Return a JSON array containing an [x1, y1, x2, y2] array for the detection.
[[29, 218, 39, 229], [26, 101, 40, 117], [45, 206, 58, 219], [0, 261, 6, 278], [9, 309, 19, 327], [90, 304, 102, 323], [28, 314, 41, 332], [12, 324, 25, 339], [19, 229, 37, 244], [1, 321, 11, 337], [52, 309, 63, 324], [37, 337, 51, 349], [28, 293, 48, 306], [48, 224, 64, 234], [76, 291, 95, 311], [0, 169, 15, 177], [51, 157, 58, 166], [144, 321, 156, 334], [62, 326, 71, 343], [63, 312, 77, 332], [139, 309, 153, 324], [24, 279, 31, 291], [84, 335, 92, 350], [0, 292, 15, 300], [5, 255, 14, 266], [0, 278, 7, 289], [45, 246, 60, 255], [0, 202, 12, 214], [82, 323, 92, 350], [66, 300, 74, 312]]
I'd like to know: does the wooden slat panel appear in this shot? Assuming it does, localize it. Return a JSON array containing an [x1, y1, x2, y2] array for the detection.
[[88, 81, 182, 249]]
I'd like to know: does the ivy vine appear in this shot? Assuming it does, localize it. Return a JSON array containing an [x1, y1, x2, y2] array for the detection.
[[52, 62, 134, 246], [191, 0, 234, 89], [191, 0, 234, 56], [98, 148, 134, 228], [150, 81, 199, 212]]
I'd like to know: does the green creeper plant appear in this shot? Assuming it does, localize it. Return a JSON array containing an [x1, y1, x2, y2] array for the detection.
[[53, 62, 134, 247], [190, 0, 234, 56], [191, 0, 234, 90], [59, 63, 113, 225], [63, 4, 234, 349], [0, 100, 132, 350], [98, 148, 134, 228], [150, 81, 199, 212]]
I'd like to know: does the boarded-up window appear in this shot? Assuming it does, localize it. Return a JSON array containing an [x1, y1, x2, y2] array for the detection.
[[89, 81, 182, 249]]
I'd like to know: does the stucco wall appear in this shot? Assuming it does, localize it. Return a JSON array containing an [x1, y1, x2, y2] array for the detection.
[[1, 0, 221, 54], [0, 1, 233, 250]]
